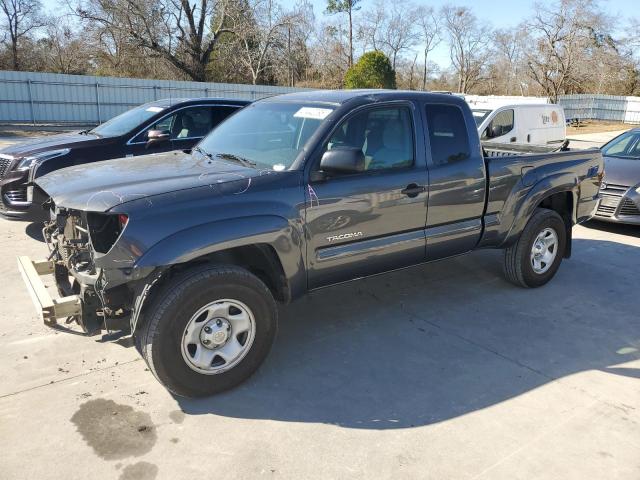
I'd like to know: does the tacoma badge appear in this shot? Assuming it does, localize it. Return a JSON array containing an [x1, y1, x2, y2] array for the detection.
[[326, 232, 363, 242]]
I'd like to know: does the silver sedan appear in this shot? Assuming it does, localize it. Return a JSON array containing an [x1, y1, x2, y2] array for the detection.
[[594, 128, 640, 225]]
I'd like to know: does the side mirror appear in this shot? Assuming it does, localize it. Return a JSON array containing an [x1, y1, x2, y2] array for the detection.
[[320, 147, 365, 174], [146, 129, 170, 149]]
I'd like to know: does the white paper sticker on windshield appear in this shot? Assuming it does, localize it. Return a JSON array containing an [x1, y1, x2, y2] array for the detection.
[[146, 106, 165, 113], [294, 107, 332, 120]]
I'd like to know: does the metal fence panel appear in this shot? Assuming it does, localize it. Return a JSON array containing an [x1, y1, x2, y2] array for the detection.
[[0, 70, 309, 125], [3, 70, 640, 125], [558, 94, 640, 124]]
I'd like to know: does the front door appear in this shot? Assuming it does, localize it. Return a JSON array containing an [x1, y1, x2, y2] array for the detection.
[[305, 104, 429, 289]]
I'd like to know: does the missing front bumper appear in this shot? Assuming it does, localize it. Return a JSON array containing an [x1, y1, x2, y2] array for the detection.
[[17, 256, 82, 326]]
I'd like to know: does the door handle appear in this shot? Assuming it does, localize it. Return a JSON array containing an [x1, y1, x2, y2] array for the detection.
[[510, 137, 517, 142], [401, 184, 426, 198]]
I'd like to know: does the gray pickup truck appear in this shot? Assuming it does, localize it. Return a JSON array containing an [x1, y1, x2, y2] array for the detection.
[[18, 90, 603, 397]]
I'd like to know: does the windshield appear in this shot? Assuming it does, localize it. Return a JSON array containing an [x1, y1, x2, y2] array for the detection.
[[197, 102, 335, 170], [471, 109, 492, 127], [602, 131, 640, 159], [91, 103, 167, 137]]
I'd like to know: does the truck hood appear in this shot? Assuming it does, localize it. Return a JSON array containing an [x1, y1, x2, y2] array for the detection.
[[36, 150, 262, 212], [603, 155, 640, 187], [0, 131, 104, 157]]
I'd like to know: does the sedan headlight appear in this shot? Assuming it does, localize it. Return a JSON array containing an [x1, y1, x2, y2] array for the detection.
[[17, 148, 70, 170]]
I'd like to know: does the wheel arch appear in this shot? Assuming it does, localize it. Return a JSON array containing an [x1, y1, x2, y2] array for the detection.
[[129, 216, 306, 334], [502, 172, 578, 254]]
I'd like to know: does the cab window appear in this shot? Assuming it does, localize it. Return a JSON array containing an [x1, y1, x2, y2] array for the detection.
[[482, 109, 514, 140], [324, 106, 414, 171], [425, 104, 471, 166]]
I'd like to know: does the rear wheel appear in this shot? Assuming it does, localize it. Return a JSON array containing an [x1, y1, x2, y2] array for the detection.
[[137, 265, 278, 397], [504, 208, 567, 288]]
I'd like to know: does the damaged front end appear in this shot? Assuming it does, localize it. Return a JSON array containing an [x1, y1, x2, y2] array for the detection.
[[19, 207, 138, 334]]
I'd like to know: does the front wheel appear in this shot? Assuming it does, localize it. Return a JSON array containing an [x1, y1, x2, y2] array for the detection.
[[503, 208, 567, 288], [137, 265, 278, 397]]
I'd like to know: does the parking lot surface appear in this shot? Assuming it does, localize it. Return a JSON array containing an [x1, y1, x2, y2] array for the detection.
[[0, 129, 639, 479], [1, 218, 639, 480]]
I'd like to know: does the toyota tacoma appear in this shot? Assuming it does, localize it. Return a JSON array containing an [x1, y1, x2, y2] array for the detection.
[[17, 90, 603, 397]]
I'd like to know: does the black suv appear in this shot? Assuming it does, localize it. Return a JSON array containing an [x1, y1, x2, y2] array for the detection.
[[0, 97, 249, 221]]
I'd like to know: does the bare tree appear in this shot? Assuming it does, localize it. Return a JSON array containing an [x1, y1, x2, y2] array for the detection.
[[230, 0, 294, 84], [415, 5, 440, 91], [358, 0, 419, 70], [0, 0, 47, 69], [493, 26, 528, 95], [325, 0, 359, 67], [74, 0, 233, 81], [442, 5, 491, 93], [304, 19, 349, 88], [523, 0, 613, 101], [44, 20, 92, 74]]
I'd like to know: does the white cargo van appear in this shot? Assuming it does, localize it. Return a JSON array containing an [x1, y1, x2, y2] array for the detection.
[[472, 104, 566, 146]]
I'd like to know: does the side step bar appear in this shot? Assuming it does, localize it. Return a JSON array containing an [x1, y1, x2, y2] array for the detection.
[[17, 256, 81, 325]]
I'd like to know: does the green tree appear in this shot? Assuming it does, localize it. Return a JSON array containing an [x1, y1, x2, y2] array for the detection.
[[344, 50, 396, 89], [325, 0, 360, 67]]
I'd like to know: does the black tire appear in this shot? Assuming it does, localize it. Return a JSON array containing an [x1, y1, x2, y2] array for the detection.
[[137, 265, 278, 398], [503, 208, 567, 288]]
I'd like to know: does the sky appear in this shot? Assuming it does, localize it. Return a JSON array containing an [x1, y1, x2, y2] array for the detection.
[[40, 0, 636, 69]]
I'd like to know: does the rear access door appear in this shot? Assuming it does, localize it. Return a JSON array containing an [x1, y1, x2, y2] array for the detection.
[[423, 102, 487, 260]]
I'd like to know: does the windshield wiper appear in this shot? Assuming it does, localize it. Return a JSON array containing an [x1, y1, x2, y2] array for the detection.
[[193, 146, 213, 159], [215, 153, 257, 168]]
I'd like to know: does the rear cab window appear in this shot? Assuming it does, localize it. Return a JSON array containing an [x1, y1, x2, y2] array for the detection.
[[425, 104, 471, 166]]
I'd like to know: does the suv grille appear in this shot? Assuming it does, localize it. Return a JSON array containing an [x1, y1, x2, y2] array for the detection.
[[620, 198, 640, 216], [4, 188, 27, 203], [0, 157, 11, 178], [601, 183, 629, 194]]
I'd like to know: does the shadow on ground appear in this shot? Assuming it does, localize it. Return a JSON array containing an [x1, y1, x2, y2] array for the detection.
[[583, 219, 640, 238], [177, 237, 640, 429]]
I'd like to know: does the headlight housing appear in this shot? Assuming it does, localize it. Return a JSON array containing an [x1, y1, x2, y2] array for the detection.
[[17, 148, 70, 170]]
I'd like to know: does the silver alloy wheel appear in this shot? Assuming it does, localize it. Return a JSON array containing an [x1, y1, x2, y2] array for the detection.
[[530, 227, 558, 274], [181, 299, 256, 375]]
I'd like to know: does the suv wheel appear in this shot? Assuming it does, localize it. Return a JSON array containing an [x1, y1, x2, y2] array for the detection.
[[503, 208, 567, 288], [137, 265, 278, 397]]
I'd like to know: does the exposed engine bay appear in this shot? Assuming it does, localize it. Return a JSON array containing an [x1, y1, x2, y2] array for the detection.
[[42, 207, 131, 333]]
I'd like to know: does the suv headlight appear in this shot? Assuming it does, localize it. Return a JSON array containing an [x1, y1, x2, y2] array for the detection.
[[17, 148, 70, 170]]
